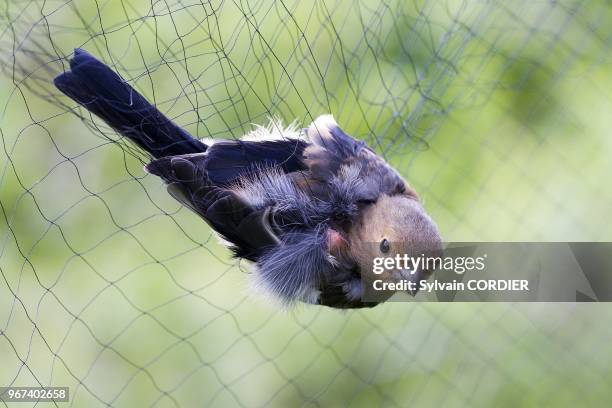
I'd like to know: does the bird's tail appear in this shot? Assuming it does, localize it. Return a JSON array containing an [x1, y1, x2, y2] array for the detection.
[[54, 48, 207, 158]]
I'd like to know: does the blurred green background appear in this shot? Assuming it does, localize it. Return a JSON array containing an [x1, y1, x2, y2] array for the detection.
[[1, 0, 612, 406]]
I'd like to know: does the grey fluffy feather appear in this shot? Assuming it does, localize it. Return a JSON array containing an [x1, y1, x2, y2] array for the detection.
[[232, 165, 367, 304]]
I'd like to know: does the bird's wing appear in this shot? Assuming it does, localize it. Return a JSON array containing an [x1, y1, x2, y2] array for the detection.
[[303, 114, 417, 202], [145, 138, 311, 260], [203, 139, 308, 185], [145, 153, 271, 261]]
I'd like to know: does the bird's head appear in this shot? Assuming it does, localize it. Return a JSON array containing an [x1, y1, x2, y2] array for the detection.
[[343, 194, 442, 299]]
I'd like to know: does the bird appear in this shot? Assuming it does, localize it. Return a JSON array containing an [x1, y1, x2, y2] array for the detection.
[[54, 48, 442, 309]]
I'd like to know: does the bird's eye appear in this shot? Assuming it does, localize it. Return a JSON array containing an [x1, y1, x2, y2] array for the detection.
[[380, 238, 390, 253]]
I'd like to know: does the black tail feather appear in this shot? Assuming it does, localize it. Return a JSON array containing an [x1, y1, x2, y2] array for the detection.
[[54, 48, 207, 158]]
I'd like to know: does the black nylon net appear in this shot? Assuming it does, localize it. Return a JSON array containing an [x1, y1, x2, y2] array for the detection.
[[1, 0, 611, 406]]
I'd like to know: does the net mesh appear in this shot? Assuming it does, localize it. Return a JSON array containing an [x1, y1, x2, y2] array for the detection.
[[1, 0, 612, 406]]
